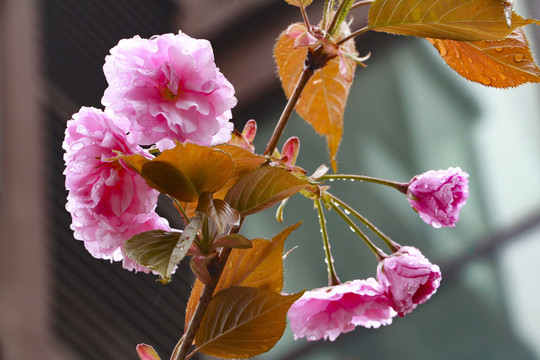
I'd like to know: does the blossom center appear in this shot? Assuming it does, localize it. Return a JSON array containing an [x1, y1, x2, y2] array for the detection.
[[158, 84, 182, 102]]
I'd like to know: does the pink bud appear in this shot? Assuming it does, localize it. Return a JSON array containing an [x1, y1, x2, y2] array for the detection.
[[407, 167, 469, 228], [136, 344, 161, 360], [281, 136, 300, 167], [377, 246, 441, 317]]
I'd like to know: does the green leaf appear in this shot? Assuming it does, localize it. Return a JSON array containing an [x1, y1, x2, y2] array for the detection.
[[136, 344, 161, 360], [368, 0, 536, 41], [140, 143, 235, 202], [195, 287, 304, 359], [225, 167, 309, 216], [124, 215, 202, 284]]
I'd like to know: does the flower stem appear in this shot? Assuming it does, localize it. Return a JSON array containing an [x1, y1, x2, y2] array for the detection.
[[319, 173, 409, 194], [263, 66, 314, 156], [172, 246, 232, 360], [328, 193, 400, 253], [327, 198, 387, 260], [337, 25, 370, 45], [315, 199, 341, 286]]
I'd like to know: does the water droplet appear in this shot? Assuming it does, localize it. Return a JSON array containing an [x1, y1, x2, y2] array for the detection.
[[329, 178, 334, 182], [344, 209, 351, 215], [467, 57, 473, 63], [513, 54, 524, 63], [494, 47, 504, 52], [478, 73, 492, 85], [150, 35, 160, 40], [349, 226, 355, 233]]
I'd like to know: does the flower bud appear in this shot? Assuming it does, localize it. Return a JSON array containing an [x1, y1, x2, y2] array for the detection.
[[377, 246, 441, 316], [407, 167, 469, 228]]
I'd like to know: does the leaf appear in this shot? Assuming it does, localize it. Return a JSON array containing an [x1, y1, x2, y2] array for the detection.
[[195, 287, 304, 359], [284, 0, 313, 6], [274, 24, 356, 171], [138, 143, 234, 202], [213, 145, 267, 196], [179, 145, 266, 218], [196, 193, 240, 234], [185, 223, 302, 330], [368, 0, 536, 41], [136, 344, 161, 360], [427, 28, 540, 87], [225, 166, 309, 216], [213, 234, 253, 249], [124, 215, 201, 283], [221, 223, 301, 292]]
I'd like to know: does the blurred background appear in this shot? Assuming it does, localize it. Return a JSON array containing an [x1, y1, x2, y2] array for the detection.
[[1, 0, 540, 359]]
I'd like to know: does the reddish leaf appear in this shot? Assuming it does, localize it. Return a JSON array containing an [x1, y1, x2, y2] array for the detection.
[[368, 0, 536, 41], [274, 23, 357, 171], [428, 29, 540, 87], [195, 287, 303, 359]]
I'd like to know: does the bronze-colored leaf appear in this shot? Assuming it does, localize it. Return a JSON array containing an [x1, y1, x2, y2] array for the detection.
[[274, 23, 357, 171], [185, 223, 302, 331], [179, 145, 266, 218], [140, 143, 234, 202], [221, 222, 301, 292], [368, 0, 536, 41], [225, 166, 309, 216], [195, 287, 303, 359], [428, 29, 540, 87]]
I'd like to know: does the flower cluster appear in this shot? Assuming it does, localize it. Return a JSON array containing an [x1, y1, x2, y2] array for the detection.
[[288, 246, 441, 341], [63, 32, 237, 270]]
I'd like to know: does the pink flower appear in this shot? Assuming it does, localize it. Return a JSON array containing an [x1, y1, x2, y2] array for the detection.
[[407, 167, 469, 228], [101, 32, 237, 149], [377, 246, 441, 317], [288, 278, 396, 341], [63, 107, 170, 271]]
